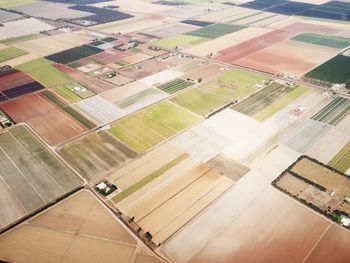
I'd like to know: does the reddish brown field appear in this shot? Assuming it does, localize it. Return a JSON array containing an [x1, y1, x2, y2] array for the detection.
[[234, 40, 337, 76], [188, 188, 331, 263], [0, 93, 56, 122], [184, 63, 223, 81], [216, 22, 340, 63], [0, 93, 86, 145], [117, 59, 169, 80], [305, 225, 350, 262], [91, 51, 126, 64], [79, 77, 116, 93], [0, 71, 33, 92], [53, 64, 86, 81], [215, 30, 292, 63]]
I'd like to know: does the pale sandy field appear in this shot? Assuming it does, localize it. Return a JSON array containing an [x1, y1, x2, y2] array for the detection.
[[185, 27, 274, 57], [0, 191, 164, 263], [0, 18, 54, 40], [12, 31, 91, 57]]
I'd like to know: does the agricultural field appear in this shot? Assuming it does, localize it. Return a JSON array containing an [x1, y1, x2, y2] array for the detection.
[[311, 96, 350, 126], [0, 93, 89, 145], [0, 191, 164, 263], [0, 47, 27, 63], [291, 33, 350, 49], [170, 124, 233, 162], [58, 131, 137, 182], [0, 125, 82, 230], [234, 39, 339, 76], [111, 152, 234, 245], [0, 18, 54, 40], [74, 96, 125, 125], [177, 68, 267, 112], [274, 156, 350, 228], [117, 59, 169, 80], [16, 58, 74, 88], [232, 82, 299, 117], [108, 101, 200, 153], [185, 23, 246, 39], [304, 55, 350, 84], [154, 34, 208, 49], [157, 78, 194, 94], [46, 45, 103, 65], [0, 68, 44, 102], [282, 119, 331, 153], [328, 142, 350, 174]]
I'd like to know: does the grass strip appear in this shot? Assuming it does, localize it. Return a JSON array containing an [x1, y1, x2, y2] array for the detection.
[[112, 153, 188, 203]]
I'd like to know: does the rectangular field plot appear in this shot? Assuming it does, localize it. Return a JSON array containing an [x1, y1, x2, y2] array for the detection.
[[58, 132, 137, 182], [154, 34, 208, 49], [291, 33, 350, 49], [185, 23, 246, 39], [312, 97, 350, 126], [304, 55, 350, 84], [74, 96, 125, 125], [0, 47, 27, 63], [178, 68, 267, 113], [171, 124, 233, 162], [232, 82, 297, 117], [117, 59, 169, 80], [112, 155, 234, 245], [0, 125, 82, 229], [253, 85, 310, 121], [16, 58, 74, 88], [108, 101, 200, 154], [273, 156, 350, 229], [157, 78, 194, 94], [207, 154, 251, 182], [0, 191, 159, 263], [45, 44, 103, 65], [282, 119, 331, 153], [328, 142, 350, 174], [235, 39, 339, 77], [115, 88, 168, 114], [0, 68, 45, 101], [1, 93, 88, 145]]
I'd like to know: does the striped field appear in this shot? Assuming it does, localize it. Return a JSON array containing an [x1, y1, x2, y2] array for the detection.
[[312, 96, 350, 125]]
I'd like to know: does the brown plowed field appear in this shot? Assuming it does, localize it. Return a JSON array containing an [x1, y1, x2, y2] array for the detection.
[[1, 93, 86, 145], [216, 22, 340, 64]]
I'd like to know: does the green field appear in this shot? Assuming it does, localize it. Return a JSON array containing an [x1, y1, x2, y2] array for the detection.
[[108, 101, 200, 153], [312, 96, 350, 125], [65, 83, 95, 99], [186, 23, 245, 39], [219, 69, 267, 88], [328, 142, 350, 173], [154, 34, 208, 49], [304, 55, 350, 84], [291, 33, 350, 49], [253, 86, 310, 121], [51, 86, 81, 103], [15, 58, 54, 73], [232, 83, 296, 116], [116, 88, 161, 109], [16, 58, 73, 88], [170, 69, 266, 115], [171, 87, 232, 116], [157, 78, 194, 94], [112, 153, 188, 203], [0, 47, 27, 62]]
